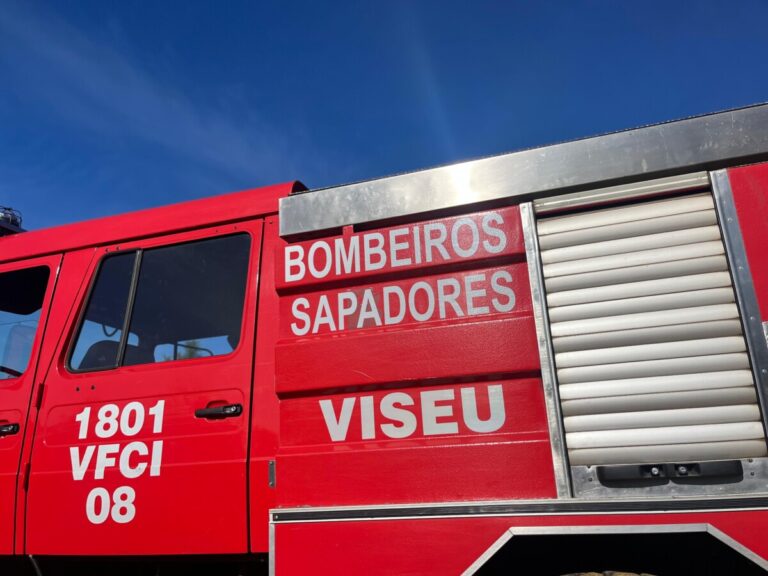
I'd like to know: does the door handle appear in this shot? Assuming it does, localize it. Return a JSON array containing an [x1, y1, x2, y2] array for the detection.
[[0, 423, 20, 437], [194, 404, 243, 419]]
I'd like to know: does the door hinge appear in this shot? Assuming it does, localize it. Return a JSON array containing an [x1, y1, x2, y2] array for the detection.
[[35, 383, 45, 409], [268, 460, 276, 489]]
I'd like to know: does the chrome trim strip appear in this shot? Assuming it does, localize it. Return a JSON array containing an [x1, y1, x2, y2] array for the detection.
[[268, 520, 275, 576], [533, 172, 709, 214], [462, 529, 514, 575], [270, 495, 768, 523], [463, 524, 768, 575], [711, 170, 768, 437], [706, 524, 768, 571], [520, 202, 571, 498], [280, 105, 768, 236]]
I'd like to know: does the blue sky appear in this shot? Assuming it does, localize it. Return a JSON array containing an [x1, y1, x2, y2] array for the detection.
[[1, 1, 767, 230]]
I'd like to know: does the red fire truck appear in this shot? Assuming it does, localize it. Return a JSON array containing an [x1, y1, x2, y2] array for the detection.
[[2, 105, 768, 575]]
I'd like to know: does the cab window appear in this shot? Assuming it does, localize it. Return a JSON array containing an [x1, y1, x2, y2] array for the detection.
[[68, 234, 251, 372], [0, 266, 50, 379]]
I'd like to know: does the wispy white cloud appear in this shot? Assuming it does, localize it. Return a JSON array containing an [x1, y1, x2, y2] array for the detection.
[[0, 2, 308, 185]]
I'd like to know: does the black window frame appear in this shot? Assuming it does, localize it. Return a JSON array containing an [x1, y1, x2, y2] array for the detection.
[[66, 232, 252, 374]]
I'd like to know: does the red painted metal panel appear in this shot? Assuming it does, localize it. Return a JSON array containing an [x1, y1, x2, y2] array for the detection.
[[276, 315, 537, 393], [26, 222, 263, 556], [249, 216, 282, 553], [276, 206, 523, 291], [273, 204, 554, 510], [729, 162, 768, 318], [0, 254, 61, 555], [274, 511, 768, 575]]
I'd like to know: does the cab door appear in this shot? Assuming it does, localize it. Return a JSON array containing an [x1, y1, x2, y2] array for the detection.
[[26, 222, 262, 555], [0, 255, 60, 554]]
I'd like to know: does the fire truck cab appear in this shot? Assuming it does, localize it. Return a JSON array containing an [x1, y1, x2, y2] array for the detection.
[[3, 105, 768, 575]]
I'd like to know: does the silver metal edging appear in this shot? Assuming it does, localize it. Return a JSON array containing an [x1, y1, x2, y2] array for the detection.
[[462, 524, 768, 575], [280, 104, 768, 236], [711, 170, 768, 439], [520, 202, 571, 498], [272, 505, 768, 525], [533, 172, 710, 214], [268, 519, 276, 576]]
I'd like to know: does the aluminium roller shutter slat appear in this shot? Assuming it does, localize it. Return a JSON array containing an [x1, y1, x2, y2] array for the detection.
[[559, 370, 754, 400], [536, 191, 768, 467], [548, 287, 735, 323], [551, 303, 740, 338], [552, 320, 744, 353], [541, 226, 721, 265], [556, 336, 746, 368], [538, 194, 714, 235], [538, 209, 718, 250], [544, 255, 729, 292], [557, 352, 750, 384], [561, 387, 759, 417], [547, 271, 733, 308], [564, 405, 761, 432], [543, 241, 725, 278], [567, 421, 765, 449]]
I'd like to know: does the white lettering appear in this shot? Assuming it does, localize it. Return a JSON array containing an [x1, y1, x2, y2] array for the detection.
[[409, 281, 435, 322], [482, 213, 507, 253], [320, 398, 356, 442], [337, 292, 358, 330], [284, 245, 305, 282], [421, 389, 458, 436], [94, 443, 120, 480], [70, 445, 95, 481], [360, 396, 375, 440], [380, 393, 417, 439], [119, 401, 145, 437], [291, 297, 312, 336], [451, 218, 480, 258], [335, 236, 361, 276], [312, 295, 337, 333], [357, 289, 382, 328], [119, 441, 148, 479], [491, 270, 516, 312], [308, 241, 332, 279], [364, 233, 387, 270], [465, 274, 490, 315], [389, 228, 412, 267], [383, 286, 406, 325], [461, 385, 506, 433], [150, 440, 163, 477], [424, 223, 450, 262], [437, 278, 463, 318]]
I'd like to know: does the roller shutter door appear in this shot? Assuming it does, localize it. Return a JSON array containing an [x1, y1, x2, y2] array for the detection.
[[537, 192, 768, 466]]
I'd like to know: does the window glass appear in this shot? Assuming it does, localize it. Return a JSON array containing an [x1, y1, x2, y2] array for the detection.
[[0, 266, 50, 380], [69, 234, 250, 372], [69, 252, 136, 371], [124, 234, 250, 366]]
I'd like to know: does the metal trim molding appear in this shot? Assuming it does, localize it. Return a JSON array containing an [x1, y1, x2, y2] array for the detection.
[[711, 170, 768, 438], [280, 104, 768, 236], [270, 495, 768, 523], [520, 202, 571, 498]]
